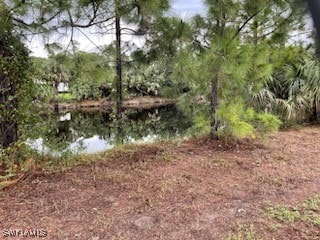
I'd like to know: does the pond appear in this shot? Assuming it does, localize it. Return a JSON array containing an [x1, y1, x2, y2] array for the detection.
[[26, 105, 194, 155]]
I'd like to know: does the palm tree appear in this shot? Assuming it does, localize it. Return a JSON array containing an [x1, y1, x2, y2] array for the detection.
[[300, 54, 320, 120], [252, 52, 320, 123]]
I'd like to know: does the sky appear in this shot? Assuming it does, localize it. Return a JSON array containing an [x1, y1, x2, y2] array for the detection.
[[27, 0, 206, 58], [171, 0, 205, 16]]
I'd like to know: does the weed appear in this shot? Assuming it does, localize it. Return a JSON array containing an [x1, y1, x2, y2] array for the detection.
[[301, 214, 320, 226], [267, 205, 300, 222], [226, 226, 262, 240], [36, 152, 101, 173], [197, 156, 228, 169], [267, 222, 282, 232], [266, 194, 320, 226], [302, 195, 320, 211], [155, 147, 175, 162]]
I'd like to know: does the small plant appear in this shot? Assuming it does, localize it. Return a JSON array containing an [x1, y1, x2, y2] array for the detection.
[[226, 226, 262, 240], [254, 113, 282, 135], [155, 147, 174, 162], [266, 194, 320, 226], [302, 195, 320, 211], [217, 102, 281, 141], [217, 103, 255, 140], [267, 205, 300, 222]]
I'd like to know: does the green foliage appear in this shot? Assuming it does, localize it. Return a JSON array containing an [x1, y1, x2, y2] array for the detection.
[[216, 102, 281, 140], [159, 86, 178, 98], [71, 75, 102, 101], [251, 48, 320, 124], [37, 83, 56, 102], [171, 37, 279, 139], [0, 3, 35, 151], [217, 103, 255, 140], [226, 226, 262, 240], [267, 205, 301, 222], [31, 57, 57, 102], [173, 0, 309, 138], [141, 17, 193, 61], [57, 93, 75, 102], [266, 194, 320, 226], [175, 99, 210, 137], [254, 113, 282, 134], [0, 141, 35, 177], [32, 51, 115, 101], [64, 51, 113, 100], [124, 61, 166, 97], [187, 111, 211, 137]]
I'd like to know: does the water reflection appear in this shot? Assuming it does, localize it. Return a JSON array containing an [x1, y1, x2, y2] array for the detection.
[[27, 105, 193, 155]]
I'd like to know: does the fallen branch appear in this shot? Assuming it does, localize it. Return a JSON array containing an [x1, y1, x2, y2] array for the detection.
[[0, 174, 25, 190]]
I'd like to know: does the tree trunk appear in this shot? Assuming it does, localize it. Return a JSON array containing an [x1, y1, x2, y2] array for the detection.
[[253, 20, 259, 45], [210, 73, 219, 140], [210, 9, 225, 140], [115, 1, 123, 119], [0, 73, 18, 149]]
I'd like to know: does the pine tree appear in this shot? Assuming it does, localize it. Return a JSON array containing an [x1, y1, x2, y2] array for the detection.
[[176, 0, 308, 139]]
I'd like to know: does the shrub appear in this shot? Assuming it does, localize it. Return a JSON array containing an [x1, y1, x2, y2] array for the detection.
[[217, 103, 255, 140], [254, 112, 282, 134], [187, 113, 211, 136], [217, 102, 281, 140]]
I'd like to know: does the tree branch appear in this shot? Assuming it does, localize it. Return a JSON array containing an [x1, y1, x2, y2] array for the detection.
[[227, 2, 271, 47]]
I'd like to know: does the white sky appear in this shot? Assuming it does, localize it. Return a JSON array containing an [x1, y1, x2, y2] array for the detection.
[[27, 0, 206, 58]]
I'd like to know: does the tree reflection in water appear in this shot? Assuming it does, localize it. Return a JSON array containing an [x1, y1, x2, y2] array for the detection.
[[26, 105, 193, 155]]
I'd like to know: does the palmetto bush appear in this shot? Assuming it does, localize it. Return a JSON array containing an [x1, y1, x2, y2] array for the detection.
[[251, 52, 320, 124], [300, 54, 320, 120]]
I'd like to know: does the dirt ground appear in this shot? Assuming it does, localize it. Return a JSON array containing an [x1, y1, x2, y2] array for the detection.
[[1, 126, 320, 239]]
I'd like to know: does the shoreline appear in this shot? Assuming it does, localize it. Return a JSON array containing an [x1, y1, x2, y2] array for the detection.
[[54, 96, 176, 112]]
